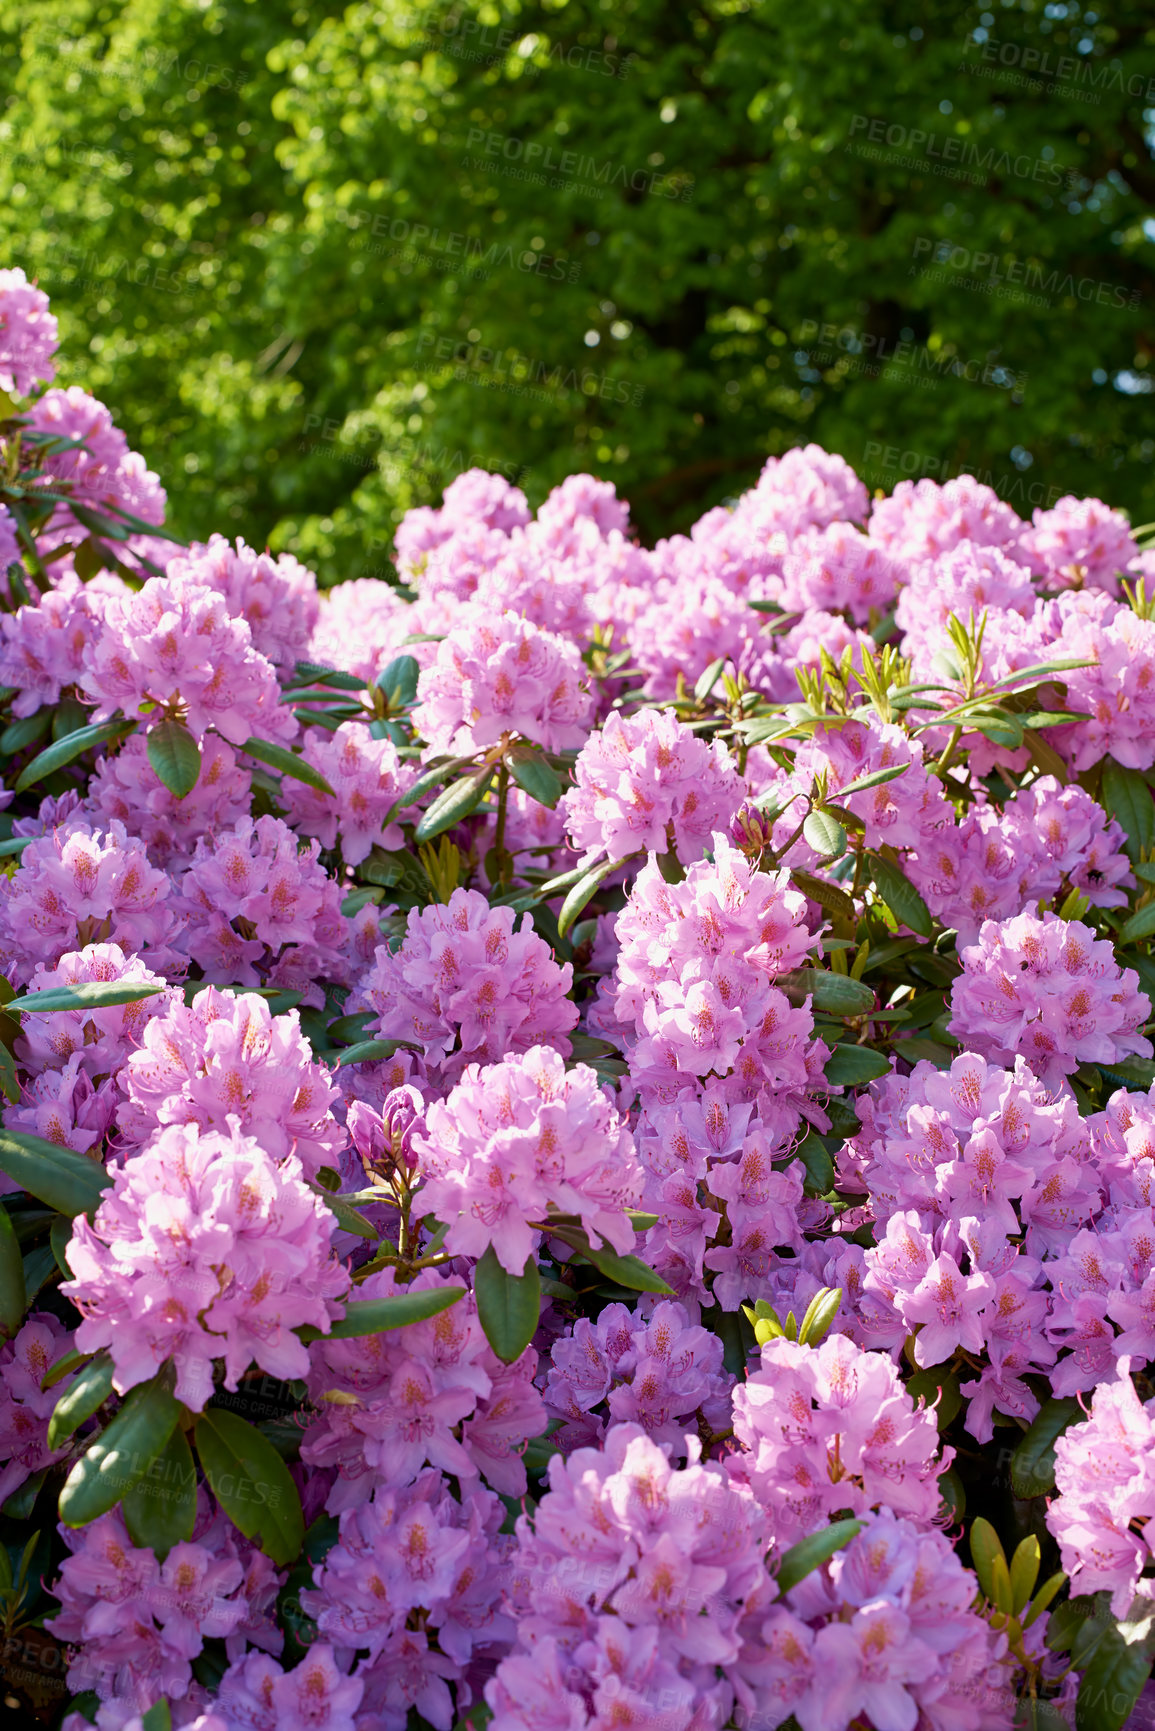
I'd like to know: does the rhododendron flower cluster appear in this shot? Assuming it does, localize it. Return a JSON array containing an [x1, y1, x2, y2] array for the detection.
[[165, 534, 320, 670], [63, 1120, 349, 1409], [414, 609, 593, 754], [1046, 1360, 1155, 1615], [0, 265, 58, 394], [413, 1044, 643, 1272], [0, 1314, 76, 1505], [82, 575, 294, 745], [279, 720, 419, 862], [360, 886, 577, 1081], [561, 706, 742, 865], [947, 909, 1152, 1084]]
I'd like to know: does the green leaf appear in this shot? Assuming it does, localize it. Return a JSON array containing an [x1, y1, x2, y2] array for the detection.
[[1120, 902, 1155, 944], [776, 1518, 864, 1594], [240, 736, 336, 796], [558, 856, 625, 938], [376, 654, 420, 709], [22, 1240, 58, 1303], [797, 1287, 841, 1347], [473, 1244, 541, 1364], [306, 1286, 466, 1341], [779, 969, 875, 1015], [122, 1422, 197, 1560], [290, 661, 366, 692], [0, 709, 51, 756], [546, 1223, 673, 1293], [835, 762, 911, 798], [60, 1373, 183, 1527], [0, 1129, 111, 1217], [413, 766, 495, 843], [868, 853, 933, 938], [141, 1703, 172, 1731], [1076, 1621, 1154, 1731], [1009, 1536, 1041, 1617], [319, 1192, 378, 1240], [824, 1043, 890, 1085], [788, 869, 856, 921], [334, 1038, 415, 1068], [194, 1407, 305, 1565], [694, 656, 727, 701], [50, 1212, 74, 1277], [9, 979, 166, 1015], [1101, 760, 1155, 861], [1011, 1397, 1086, 1499], [146, 718, 202, 799], [41, 1347, 89, 1391], [505, 744, 564, 808], [0, 1202, 24, 1337], [13, 718, 135, 793], [794, 1130, 835, 1196], [47, 1353, 114, 1450], [969, 1516, 1007, 1607], [802, 809, 847, 859], [905, 1364, 963, 1431]]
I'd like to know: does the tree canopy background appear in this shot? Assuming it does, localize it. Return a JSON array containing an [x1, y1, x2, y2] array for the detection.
[[3, 0, 1154, 582]]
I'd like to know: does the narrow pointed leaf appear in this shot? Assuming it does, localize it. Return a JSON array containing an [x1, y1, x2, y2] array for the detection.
[[474, 1244, 541, 1364], [194, 1408, 305, 1565], [146, 718, 201, 799], [13, 718, 134, 793], [835, 763, 911, 798], [122, 1422, 197, 1560], [505, 745, 564, 808], [797, 1287, 841, 1347], [1009, 1536, 1041, 1616], [60, 1374, 182, 1527], [546, 1224, 673, 1294], [868, 853, 933, 938], [1101, 760, 1155, 861], [298, 1286, 466, 1343], [968, 1517, 1006, 1605], [0, 1129, 111, 1217], [48, 1353, 114, 1450], [776, 1518, 863, 1594], [0, 1202, 25, 1336], [789, 870, 857, 920], [558, 856, 625, 938], [413, 767, 494, 843], [239, 737, 335, 795], [10, 979, 166, 1015], [42, 1348, 89, 1392]]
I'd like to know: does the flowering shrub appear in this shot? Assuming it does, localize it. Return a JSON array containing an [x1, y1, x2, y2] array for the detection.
[[0, 274, 1154, 1730]]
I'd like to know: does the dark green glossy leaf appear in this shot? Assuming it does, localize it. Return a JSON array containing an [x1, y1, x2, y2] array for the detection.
[[376, 654, 420, 708], [868, 853, 933, 938], [836, 762, 911, 798], [60, 1374, 182, 1527], [776, 1518, 863, 1594], [474, 1244, 541, 1364], [10, 979, 166, 1015], [48, 1354, 114, 1451], [558, 856, 625, 938], [1076, 1620, 1154, 1731], [413, 766, 494, 843], [299, 1286, 466, 1342], [0, 1202, 25, 1336], [13, 718, 135, 793], [789, 869, 856, 920], [1101, 760, 1155, 861], [194, 1407, 305, 1565], [0, 1129, 111, 1217], [824, 1043, 890, 1085], [240, 736, 336, 796], [1011, 1397, 1086, 1499], [146, 718, 201, 798], [122, 1423, 197, 1560], [779, 969, 875, 1015], [505, 744, 564, 808], [546, 1223, 673, 1293]]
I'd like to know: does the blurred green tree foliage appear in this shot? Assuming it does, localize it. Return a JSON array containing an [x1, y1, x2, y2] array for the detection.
[[3, 0, 1153, 579]]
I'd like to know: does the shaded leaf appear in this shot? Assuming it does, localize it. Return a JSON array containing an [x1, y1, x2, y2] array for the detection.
[[47, 1353, 114, 1450], [474, 1244, 541, 1364], [0, 1129, 111, 1217], [13, 718, 135, 793], [60, 1374, 182, 1527], [505, 745, 564, 808], [0, 1202, 25, 1336], [413, 767, 494, 843], [1076, 1620, 1154, 1731], [146, 718, 201, 799], [194, 1408, 305, 1565], [122, 1423, 197, 1560], [868, 853, 933, 938], [789, 869, 856, 920], [1101, 760, 1155, 861], [824, 1044, 890, 1085], [1011, 1397, 1086, 1499], [546, 1223, 673, 1294]]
